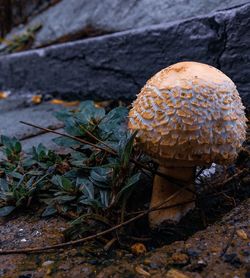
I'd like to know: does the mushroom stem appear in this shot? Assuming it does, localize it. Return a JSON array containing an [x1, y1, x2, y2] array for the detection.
[[149, 166, 196, 228]]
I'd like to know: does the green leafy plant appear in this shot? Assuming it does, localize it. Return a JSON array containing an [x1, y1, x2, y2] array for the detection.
[[0, 101, 150, 231]]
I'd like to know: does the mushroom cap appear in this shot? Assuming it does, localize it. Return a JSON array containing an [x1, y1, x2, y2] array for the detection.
[[128, 62, 247, 166]]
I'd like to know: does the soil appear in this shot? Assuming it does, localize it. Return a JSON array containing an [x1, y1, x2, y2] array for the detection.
[[0, 198, 249, 278]]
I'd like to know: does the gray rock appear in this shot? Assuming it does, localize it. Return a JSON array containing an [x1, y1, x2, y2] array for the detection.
[[0, 102, 63, 139], [6, 0, 250, 48], [0, 3, 249, 108]]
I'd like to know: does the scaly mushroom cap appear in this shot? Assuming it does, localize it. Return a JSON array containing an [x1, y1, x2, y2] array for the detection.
[[128, 62, 247, 166]]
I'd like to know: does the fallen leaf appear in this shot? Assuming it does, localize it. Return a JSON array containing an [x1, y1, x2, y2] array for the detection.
[[0, 91, 9, 100], [32, 95, 42, 104], [50, 99, 80, 107]]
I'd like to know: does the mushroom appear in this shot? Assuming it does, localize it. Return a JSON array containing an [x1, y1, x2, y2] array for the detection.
[[128, 61, 247, 228]]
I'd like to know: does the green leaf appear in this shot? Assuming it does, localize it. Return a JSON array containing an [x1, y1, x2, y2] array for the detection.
[[119, 131, 138, 167], [70, 152, 88, 167], [78, 101, 105, 123], [100, 190, 109, 207], [53, 136, 80, 147], [0, 206, 15, 217], [42, 206, 57, 217], [54, 109, 72, 122], [8, 171, 24, 180], [53, 195, 76, 204], [89, 168, 112, 188], [0, 178, 9, 191], [98, 107, 128, 140], [15, 141, 22, 153], [64, 118, 85, 136], [51, 175, 73, 191], [0, 135, 12, 148], [77, 178, 94, 199]]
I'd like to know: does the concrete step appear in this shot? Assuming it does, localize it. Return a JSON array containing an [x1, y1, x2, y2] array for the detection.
[[4, 0, 249, 49], [0, 99, 67, 156], [0, 3, 249, 109]]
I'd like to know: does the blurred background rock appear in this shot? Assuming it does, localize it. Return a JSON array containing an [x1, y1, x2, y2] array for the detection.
[[1, 0, 249, 50]]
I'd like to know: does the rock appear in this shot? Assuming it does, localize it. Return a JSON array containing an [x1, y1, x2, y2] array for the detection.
[[171, 253, 189, 265], [236, 229, 248, 240], [0, 4, 249, 108], [223, 253, 242, 268], [5, 0, 249, 48], [42, 260, 55, 267], [135, 265, 150, 276], [186, 249, 199, 258]]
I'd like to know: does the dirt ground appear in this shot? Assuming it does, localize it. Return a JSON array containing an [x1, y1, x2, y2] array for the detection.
[[0, 197, 249, 278]]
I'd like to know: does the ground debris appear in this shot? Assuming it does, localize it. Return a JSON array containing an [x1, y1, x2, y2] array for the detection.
[[165, 269, 194, 278], [131, 243, 147, 256], [236, 229, 248, 240]]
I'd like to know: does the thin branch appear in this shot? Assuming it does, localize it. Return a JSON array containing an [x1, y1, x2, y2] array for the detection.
[[19, 121, 116, 155], [0, 186, 190, 255]]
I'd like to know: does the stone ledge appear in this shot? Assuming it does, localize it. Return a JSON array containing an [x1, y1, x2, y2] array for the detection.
[[0, 3, 249, 108]]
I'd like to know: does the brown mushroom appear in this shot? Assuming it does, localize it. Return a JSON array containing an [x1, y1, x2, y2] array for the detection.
[[128, 61, 247, 228]]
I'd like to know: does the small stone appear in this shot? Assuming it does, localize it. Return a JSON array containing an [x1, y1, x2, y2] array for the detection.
[[224, 253, 242, 268], [242, 249, 250, 256], [89, 260, 98, 265], [224, 253, 237, 263], [171, 253, 189, 265], [42, 260, 54, 267], [143, 259, 151, 265], [135, 265, 150, 276], [187, 249, 199, 258], [236, 229, 248, 240], [18, 274, 32, 278], [197, 259, 207, 267], [166, 268, 190, 278], [131, 243, 147, 256]]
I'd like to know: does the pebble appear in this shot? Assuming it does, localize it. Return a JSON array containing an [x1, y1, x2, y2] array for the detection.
[[18, 274, 32, 278], [236, 229, 248, 240], [42, 260, 54, 267], [187, 249, 199, 258], [171, 253, 189, 265], [135, 265, 150, 276], [224, 253, 242, 268]]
